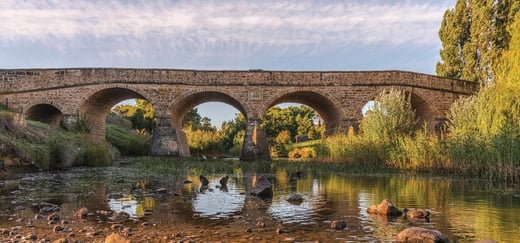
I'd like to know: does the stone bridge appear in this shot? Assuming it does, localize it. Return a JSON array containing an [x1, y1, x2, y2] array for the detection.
[[0, 68, 478, 160]]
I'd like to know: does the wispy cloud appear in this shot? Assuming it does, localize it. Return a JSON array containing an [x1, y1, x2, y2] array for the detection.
[[0, 0, 451, 46]]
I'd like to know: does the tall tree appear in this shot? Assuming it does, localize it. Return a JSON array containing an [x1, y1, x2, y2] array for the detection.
[[112, 99, 155, 133], [437, 0, 470, 79], [261, 105, 316, 141], [437, 0, 519, 82]]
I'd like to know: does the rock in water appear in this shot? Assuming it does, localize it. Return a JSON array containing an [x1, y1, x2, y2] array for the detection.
[[396, 227, 450, 243], [219, 176, 229, 187], [331, 220, 347, 230], [286, 194, 304, 204], [250, 175, 272, 198], [366, 199, 402, 216], [200, 175, 209, 186], [403, 208, 430, 219], [0, 159, 6, 172]]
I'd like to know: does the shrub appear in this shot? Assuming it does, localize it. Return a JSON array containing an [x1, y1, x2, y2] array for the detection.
[[360, 89, 417, 141], [75, 141, 113, 167], [288, 147, 316, 159]]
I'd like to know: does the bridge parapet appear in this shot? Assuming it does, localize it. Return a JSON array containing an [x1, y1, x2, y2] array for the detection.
[[0, 68, 477, 95]]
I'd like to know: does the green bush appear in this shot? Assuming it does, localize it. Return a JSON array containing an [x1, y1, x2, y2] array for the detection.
[[288, 147, 316, 159], [360, 89, 417, 141], [75, 142, 113, 167]]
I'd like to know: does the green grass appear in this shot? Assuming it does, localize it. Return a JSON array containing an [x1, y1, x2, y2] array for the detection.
[[287, 139, 321, 149], [105, 124, 150, 156]]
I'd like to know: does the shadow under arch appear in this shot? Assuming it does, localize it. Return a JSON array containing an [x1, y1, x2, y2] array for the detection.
[[170, 91, 249, 157], [406, 92, 436, 131], [263, 91, 342, 135], [80, 87, 149, 140], [25, 103, 63, 126]]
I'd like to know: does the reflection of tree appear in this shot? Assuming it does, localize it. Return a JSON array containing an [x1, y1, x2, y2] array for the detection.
[[136, 197, 155, 217]]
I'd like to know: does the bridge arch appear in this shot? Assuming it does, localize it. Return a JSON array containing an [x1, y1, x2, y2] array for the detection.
[[168, 90, 250, 158], [79, 87, 150, 139], [261, 90, 343, 135], [25, 103, 63, 126], [170, 90, 248, 128]]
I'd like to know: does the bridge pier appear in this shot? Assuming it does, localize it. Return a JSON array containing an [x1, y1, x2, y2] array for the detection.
[[150, 117, 189, 157], [240, 118, 270, 161]]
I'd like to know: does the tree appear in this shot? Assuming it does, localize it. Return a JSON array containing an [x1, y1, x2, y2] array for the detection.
[[261, 105, 316, 142], [182, 108, 215, 131], [220, 113, 246, 153], [182, 108, 202, 129], [112, 99, 155, 133], [437, 0, 519, 82]]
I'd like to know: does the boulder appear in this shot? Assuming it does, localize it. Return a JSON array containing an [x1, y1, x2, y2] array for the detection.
[[250, 176, 272, 198], [200, 175, 209, 186], [219, 176, 229, 187], [76, 207, 88, 219], [367, 199, 402, 216], [396, 227, 450, 243], [286, 194, 304, 205]]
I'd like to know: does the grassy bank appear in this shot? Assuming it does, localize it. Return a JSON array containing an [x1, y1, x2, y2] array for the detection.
[[314, 128, 520, 183], [0, 110, 148, 170]]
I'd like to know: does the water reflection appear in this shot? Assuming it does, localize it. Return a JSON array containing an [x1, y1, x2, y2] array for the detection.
[[191, 177, 245, 218], [0, 161, 519, 242]]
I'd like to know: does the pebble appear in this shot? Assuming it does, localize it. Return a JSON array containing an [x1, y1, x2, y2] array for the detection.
[[156, 188, 168, 194], [24, 233, 38, 241], [111, 224, 125, 230], [76, 207, 88, 219], [11, 226, 22, 231], [14, 205, 25, 210], [47, 212, 60, 221], [53, 225, 65, 233], [331, 220, 347, 230]]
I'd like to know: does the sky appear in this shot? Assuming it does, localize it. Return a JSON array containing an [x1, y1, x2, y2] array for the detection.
[[0, 0, 455, 126]]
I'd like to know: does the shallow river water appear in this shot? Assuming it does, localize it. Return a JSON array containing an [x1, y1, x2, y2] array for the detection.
[[1, 159, 519, 242]]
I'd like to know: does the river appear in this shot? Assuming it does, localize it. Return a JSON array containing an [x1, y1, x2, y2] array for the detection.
[[0, 158, 519, 242]]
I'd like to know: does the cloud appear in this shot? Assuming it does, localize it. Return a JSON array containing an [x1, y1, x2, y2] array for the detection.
[[0, 0, 452, 47]]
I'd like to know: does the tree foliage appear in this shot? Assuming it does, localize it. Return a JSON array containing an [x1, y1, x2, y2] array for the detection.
[[220, 113, 246, 154], [261, 105, 317, 142], [182, 108, 216, 132], [437, 0, 519, 82], [112, 99, 155, 134], [449, 13, 520, 138]]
